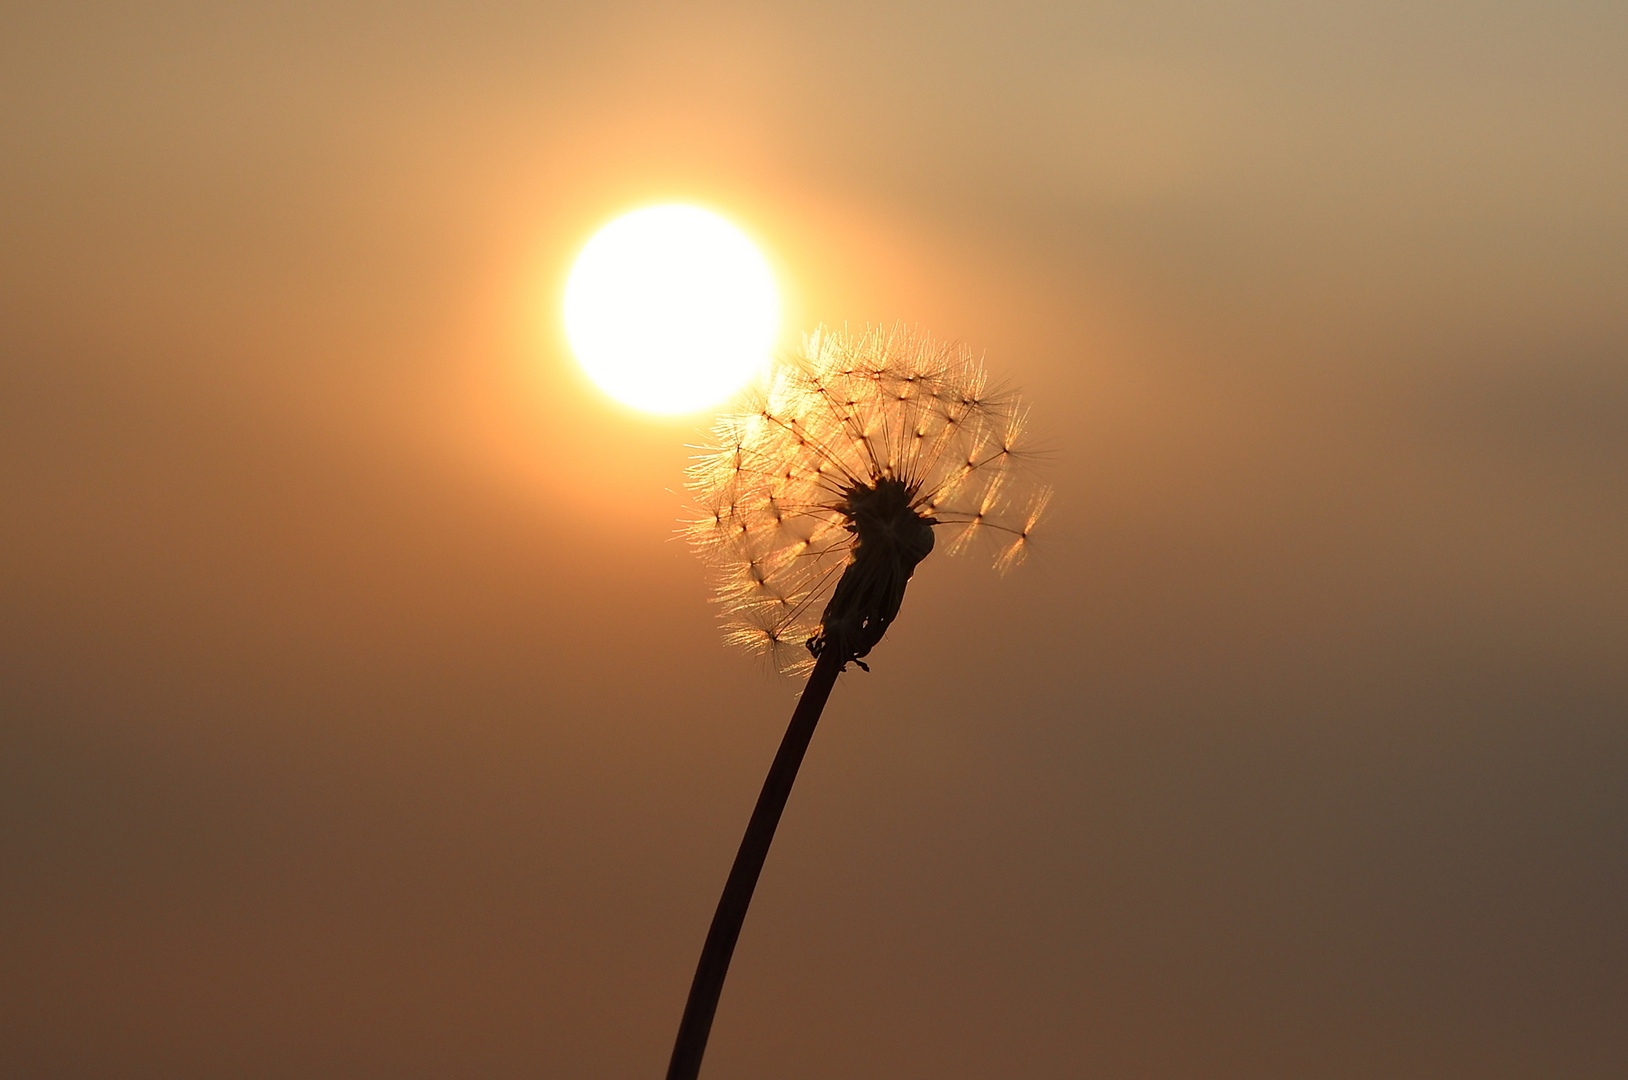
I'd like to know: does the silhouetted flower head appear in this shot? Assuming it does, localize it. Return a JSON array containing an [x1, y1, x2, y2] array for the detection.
[[687, 325, 1049, 675]]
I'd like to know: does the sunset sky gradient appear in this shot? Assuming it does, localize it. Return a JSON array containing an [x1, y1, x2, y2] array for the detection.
[[2, 2, 1625, 1078]]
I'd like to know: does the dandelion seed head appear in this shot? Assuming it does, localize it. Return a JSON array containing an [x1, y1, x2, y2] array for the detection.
[[687, 324, 1049, 674]]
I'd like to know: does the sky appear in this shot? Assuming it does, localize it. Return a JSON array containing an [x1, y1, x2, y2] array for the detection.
[[2, 2, 1625, 1077]]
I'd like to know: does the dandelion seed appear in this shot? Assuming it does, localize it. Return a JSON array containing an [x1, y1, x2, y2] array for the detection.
[[685, 324, 1048, 675], [666, 324, 1048, 1080]]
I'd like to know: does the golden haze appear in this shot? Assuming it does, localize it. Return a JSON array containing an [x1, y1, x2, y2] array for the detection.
[[1, 2, 1624, 1079]]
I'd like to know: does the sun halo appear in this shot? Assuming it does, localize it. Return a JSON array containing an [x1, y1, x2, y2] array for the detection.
[[563, 204, 780, 416]]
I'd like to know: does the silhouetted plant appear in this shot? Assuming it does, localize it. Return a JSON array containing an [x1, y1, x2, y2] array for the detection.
[[667, 325, 1047, 1080]]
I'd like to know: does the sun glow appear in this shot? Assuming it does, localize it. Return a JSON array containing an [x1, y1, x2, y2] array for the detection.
[[563, 205, 780, 415]]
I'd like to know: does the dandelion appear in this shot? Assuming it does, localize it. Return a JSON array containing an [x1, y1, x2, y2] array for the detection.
[[666, 325, 1049, 1080]]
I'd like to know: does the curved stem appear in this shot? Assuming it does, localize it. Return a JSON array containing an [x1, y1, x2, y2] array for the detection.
[[665, 648, 845, 1080]]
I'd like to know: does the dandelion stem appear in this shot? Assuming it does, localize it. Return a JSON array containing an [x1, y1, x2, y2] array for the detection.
[[665, 647, 845, 1080]]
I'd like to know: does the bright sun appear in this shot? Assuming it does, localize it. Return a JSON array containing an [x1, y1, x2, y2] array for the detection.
[[563, 204, 780, 415]]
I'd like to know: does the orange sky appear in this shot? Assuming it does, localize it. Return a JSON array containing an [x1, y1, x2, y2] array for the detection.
[[2, 3, 1625, 1078]]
